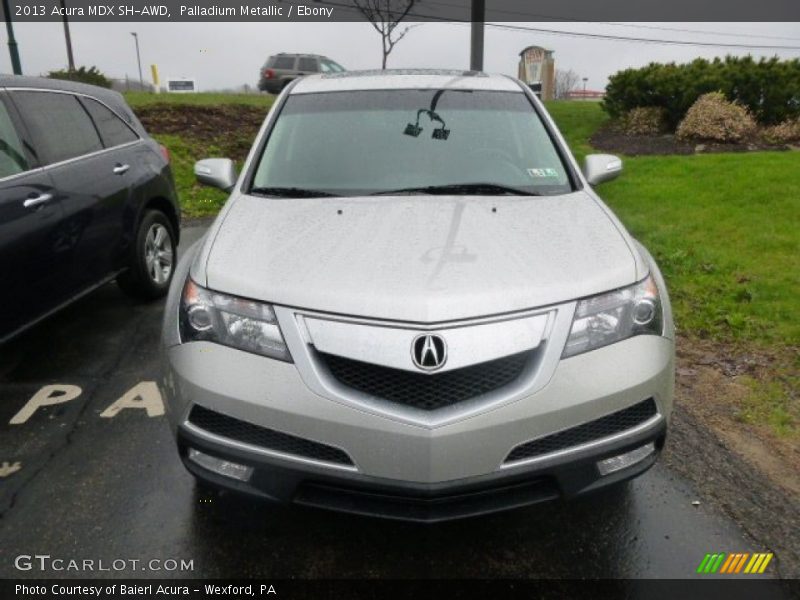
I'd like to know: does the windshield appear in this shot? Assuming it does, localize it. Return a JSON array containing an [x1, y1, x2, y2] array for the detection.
[[250, 89, 574, 197]]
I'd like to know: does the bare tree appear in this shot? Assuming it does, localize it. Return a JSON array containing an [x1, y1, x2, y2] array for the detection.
[[352, 0, 418, 69], [554, 69, 581, 100]]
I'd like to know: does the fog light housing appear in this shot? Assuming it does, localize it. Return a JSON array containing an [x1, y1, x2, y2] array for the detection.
[[596, 442, 655, 476], [188, 448, 253, 482]]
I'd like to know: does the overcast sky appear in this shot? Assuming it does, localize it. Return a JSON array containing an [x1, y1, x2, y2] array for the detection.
[[2, 21, 798, 90]]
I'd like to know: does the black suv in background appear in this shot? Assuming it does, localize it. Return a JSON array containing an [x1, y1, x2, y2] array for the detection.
[[258, 53, 345, 93], [0, 77, 180, 343]]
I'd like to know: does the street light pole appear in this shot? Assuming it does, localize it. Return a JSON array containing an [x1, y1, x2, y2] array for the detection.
[[582, 77, 588, 100], [130, 32, 143, 89], [469, 0, 485, 71], [1, 0, 23, 74], [59, 0, 76, 71]]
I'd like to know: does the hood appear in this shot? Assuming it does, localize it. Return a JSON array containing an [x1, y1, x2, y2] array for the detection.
[[201, 192, 639, 323]]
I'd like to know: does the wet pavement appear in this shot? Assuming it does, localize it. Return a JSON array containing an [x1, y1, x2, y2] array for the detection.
[[0, 225, 781, 580]]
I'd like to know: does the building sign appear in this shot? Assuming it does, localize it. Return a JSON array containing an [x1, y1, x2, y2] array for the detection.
[[517, 46, 555, 101], [166, 78, 197, 93]]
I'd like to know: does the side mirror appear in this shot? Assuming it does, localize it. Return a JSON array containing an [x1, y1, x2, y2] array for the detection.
[[583, 154, 623, 186], [194, 158, 237, 192]]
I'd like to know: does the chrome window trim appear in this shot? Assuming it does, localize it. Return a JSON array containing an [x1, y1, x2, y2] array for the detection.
[[30, 139, 144, 172], [182, 421, 359, 473], [0, 166, 46, 185], [4, 87, 144, 172]]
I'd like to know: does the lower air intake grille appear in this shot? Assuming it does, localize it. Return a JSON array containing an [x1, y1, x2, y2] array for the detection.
[[505, 398, 659, 463], [188, 405, 354, 466], [320, 351, 530, 411]]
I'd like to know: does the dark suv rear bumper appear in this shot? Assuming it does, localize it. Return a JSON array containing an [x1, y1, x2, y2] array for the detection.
[[177, 419, 666, 523], [258, 78, 285, 94]]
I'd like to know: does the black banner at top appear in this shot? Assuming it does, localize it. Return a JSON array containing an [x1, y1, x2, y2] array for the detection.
[[3, 0, 800, 22]]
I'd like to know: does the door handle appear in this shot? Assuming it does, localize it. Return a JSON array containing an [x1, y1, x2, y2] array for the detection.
[[112, 164, 130, 174], [23, 193, 54, 209]]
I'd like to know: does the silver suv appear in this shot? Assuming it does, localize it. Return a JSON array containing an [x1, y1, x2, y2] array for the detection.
[[161, 70, 674, 522], [257, 53, 345, 94]]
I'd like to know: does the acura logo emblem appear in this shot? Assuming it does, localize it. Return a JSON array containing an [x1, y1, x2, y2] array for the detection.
[[411, 334, 447, 371]]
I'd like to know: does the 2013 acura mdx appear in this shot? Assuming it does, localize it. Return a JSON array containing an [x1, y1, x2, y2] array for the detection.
[[1, 77, 180, 343], [160, 70, 674, 522]]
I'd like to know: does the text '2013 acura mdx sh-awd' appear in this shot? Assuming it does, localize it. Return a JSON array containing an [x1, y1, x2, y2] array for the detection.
[[161, 70, 674, 522]]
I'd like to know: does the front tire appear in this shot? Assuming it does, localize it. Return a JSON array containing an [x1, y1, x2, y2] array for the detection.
[[117, 209, 176, 300]]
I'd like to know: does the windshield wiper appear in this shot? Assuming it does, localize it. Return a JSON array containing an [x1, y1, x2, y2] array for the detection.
[[371, 183, 539, 196], [249, 186, 340, 198]]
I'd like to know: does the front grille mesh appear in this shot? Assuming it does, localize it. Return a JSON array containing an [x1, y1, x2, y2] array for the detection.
[[505, 398, 658, 463], [320, 351, 530, 411], [188, 405, 354, 466]]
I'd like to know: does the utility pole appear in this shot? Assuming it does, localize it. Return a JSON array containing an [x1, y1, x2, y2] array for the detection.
[[130, 32, 143, 88], [59, 0, 75, 71], [1, 0, 23, 74], [582, 77, 588, 100], [469, 0, 484, 71]]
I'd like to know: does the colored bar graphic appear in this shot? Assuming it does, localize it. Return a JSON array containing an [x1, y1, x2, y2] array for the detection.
[[720, 554, 736, 573], [744, 554, 759, 573], [697, 554, 712, 573], [735, 553, 749, 573], [698, 552, 773, 575], [710, 554, 726, 573], [759, 554, 773, 573]]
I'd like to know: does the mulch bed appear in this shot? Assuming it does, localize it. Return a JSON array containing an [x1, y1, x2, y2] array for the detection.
[[135, 104, 268, 161], [590, 125, 792, 156]]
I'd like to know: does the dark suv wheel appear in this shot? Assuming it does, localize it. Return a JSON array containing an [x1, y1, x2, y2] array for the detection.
[[117, 209, 176, 300]]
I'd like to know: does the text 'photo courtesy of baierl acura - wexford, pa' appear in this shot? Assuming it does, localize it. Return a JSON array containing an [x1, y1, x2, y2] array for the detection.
[[0, 1, 798, 599]]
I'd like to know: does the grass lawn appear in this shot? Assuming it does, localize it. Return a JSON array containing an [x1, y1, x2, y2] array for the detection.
[[546, 101, 798, 437], [124, 91, 275, 108], [155, 133, 232, 217], [124, 92, 275, 217], [544, 101, 800, 350]]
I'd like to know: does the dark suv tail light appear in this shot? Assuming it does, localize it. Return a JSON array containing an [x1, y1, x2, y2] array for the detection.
[[263, 68, 275, 79]]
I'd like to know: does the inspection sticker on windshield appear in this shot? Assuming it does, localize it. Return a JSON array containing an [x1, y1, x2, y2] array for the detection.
[[528, 167, 559, 178]]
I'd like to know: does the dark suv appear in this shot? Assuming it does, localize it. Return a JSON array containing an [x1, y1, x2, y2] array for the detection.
[[257, 53, 345, 94], [0, 77, 180, 343]]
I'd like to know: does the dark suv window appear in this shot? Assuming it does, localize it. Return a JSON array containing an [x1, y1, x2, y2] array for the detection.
[[0, 99, 28, 178], [14, 91, 103, 165], [297, 57, 318, 72], [320, 59, 345, 73], [271, 56, 295, 70], [81, 97, 138, 147]]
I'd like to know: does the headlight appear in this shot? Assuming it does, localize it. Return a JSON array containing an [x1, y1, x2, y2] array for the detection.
[[562, 275, 663, 358], [179, 278, 291, 362]]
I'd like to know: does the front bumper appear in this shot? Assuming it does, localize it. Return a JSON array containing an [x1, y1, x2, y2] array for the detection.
[[161, 334, 673, 522], [179, 416, 665, 522]]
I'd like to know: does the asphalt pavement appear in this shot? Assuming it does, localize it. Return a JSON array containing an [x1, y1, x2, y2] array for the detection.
[[0, 224, 781, 580]]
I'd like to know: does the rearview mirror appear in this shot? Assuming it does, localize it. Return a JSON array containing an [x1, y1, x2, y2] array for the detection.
[[194, 158, 237, 192], [583, 154, 623, 186]]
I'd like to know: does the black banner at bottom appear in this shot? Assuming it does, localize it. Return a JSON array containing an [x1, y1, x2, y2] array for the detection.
[[2, 579, 799, 600]]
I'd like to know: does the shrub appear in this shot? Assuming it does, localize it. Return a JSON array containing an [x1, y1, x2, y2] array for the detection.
[[676, 92, 757, 142], [47, 66, 111, 88], [602, 56, 800, 129], [620, 106, 666, 135], [761, 118, 800, 144]]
